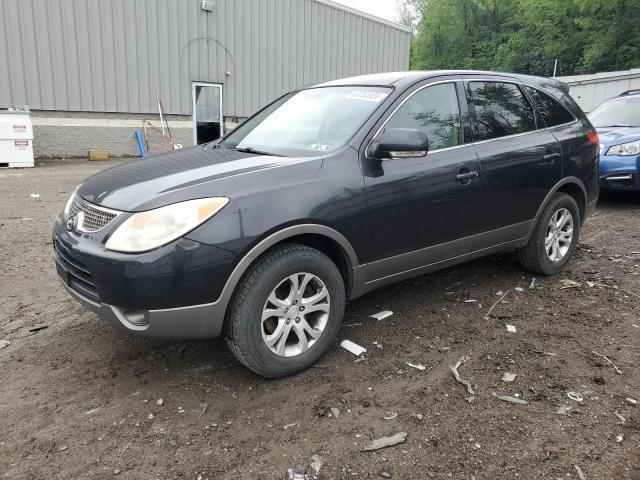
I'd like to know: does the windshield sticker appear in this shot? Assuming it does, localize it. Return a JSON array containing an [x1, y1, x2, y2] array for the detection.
[[310, 144, 332, 151], [346, 90, 389, 103]]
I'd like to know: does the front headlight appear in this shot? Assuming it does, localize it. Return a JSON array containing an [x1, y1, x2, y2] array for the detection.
[[606, 140, 640, 156], [105, 197, 229, 253], [63, 186, 80, 218]]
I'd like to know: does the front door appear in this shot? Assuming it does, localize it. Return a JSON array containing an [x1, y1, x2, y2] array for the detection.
[[192, 82, 223, 145], [462, 78, 563, 249], [362, 79, 481, 281]]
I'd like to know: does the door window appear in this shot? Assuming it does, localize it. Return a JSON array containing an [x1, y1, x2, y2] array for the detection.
[[467, 82, 536, 141], [525, 86, 575, 127], [193, 83, 222, 144], [382, 83, 462, 151]]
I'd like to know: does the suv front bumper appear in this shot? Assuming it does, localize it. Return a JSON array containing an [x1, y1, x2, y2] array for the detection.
[[53, 216, 239, 339], [58, 279, 229, 339]]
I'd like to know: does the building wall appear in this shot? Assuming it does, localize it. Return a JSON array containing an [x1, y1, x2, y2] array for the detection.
[[0, 0, 412, 118], [29, 111, 194, 158], [557, 69, 640, 112]]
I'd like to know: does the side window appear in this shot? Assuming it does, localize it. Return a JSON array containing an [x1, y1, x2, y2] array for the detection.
[[526, 86, 575, 127], [383, 83, 461, 151], [467, 81, 536, 141]]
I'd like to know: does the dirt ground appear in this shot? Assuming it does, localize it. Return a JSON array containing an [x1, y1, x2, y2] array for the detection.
[[1, 159, 639, 480]]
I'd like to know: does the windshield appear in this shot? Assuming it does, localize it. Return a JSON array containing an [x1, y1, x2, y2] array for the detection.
[[221, 86, 391, 156], [588, 97, 640, 127]]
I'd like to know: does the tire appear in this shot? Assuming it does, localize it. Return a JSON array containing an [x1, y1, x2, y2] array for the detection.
[[224, 243, 345, 378], [517, 192, 581, 275]]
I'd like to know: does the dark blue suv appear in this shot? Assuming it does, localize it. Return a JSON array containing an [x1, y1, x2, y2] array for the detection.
[[54, 71, 599, 377]]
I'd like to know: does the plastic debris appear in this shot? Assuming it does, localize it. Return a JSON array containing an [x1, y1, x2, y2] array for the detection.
[[556, 404, 570, 415], [383, 412, 398, 420], [449, 356, 475, 403], [0, 339, 10, 350], [283, 422, 297, 430], [155, 398, 164, 406], [515, 287, 524, 292], [286, 464, 308, 480], [378, 467, 393, 478], [309, 455, 323, 475], [28, 324, 48, 332], [405, 362, 426, 371], [329, 407, 340, 418], [506, 324, 517, 333], [501, 372, 517, 382], [497, 395, 529, 405], [614, 412, 626, 423], [30, 193, 40, 198], [529, 278, 536, 289], [626, 397, 638, 406], [567, 392, 584, 402], [362, 432, 408, 451], [370, 310, 393, 321], [574, 465, 586, 480], [616, 433, 624, 443], [559, 279, 580, 289], [341, 340, 366, 356], [464, 299, 477, 303]]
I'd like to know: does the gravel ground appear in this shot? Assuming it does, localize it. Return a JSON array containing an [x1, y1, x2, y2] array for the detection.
[[1, 160, 639, 480]]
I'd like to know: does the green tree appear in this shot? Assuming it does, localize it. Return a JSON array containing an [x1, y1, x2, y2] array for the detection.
[[408, 0, 640, 76]]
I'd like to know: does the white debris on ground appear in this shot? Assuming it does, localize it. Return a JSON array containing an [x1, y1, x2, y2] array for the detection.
[[370, 310, 393, 321]]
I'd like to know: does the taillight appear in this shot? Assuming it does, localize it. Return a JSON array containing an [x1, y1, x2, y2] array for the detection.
[[587, 130, 599, 146]]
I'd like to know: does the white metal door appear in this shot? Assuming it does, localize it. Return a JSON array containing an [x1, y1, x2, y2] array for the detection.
[[192, 82, 223, 145]]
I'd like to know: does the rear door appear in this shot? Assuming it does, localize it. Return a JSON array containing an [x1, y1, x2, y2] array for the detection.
[[463, 77, 563, 249], [361, 77, 481, 280]]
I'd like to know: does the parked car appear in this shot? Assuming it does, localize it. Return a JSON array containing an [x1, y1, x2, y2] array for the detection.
[[588, 93, 640, 191], [54, 71, 599, 377]]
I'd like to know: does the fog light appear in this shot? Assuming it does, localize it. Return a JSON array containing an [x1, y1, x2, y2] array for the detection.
[[111, 306, 150, 328]]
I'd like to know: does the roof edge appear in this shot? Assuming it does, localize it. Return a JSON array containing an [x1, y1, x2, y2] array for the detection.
[[312, 0, 413, 33]]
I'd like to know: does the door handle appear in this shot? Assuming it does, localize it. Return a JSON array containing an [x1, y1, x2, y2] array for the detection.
[[542, 152, 561, 164], [455, 171, 479, 182]]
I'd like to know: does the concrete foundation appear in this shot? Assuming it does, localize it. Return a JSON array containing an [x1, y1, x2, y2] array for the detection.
[[30, 111, 244, 159]]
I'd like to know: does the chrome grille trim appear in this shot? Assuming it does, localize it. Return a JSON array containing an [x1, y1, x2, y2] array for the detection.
[[68, 195, 121, 233]]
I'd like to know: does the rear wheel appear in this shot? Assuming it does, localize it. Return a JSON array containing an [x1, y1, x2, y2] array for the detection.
[[224, 243, 345, 378], [517, 192, 581, 275]]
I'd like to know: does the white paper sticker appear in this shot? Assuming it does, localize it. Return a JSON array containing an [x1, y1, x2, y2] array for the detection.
[[346, 90, 388, 102]]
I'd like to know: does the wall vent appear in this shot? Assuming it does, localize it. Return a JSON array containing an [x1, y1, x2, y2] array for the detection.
[[201, 0, 215, 12]]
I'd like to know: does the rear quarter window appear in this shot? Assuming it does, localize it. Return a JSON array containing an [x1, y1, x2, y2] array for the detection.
[[526, 86, 575, 127], [466, 81, 536, 142]]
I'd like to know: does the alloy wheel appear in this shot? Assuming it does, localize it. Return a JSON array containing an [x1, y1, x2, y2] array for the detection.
[[261, 272, 330, 357], [545, 208, 574, 262]]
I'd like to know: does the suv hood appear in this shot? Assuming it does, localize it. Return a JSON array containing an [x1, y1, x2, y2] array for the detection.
[[596, 126, 640, 148], [77, 146, 322, 211]]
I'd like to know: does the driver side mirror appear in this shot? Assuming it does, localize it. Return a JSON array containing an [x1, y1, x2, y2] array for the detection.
[[374, 128, 429, 159]]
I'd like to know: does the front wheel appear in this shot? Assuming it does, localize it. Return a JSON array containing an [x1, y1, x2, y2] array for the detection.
[[224, 244, 345, 378], [517, 192, 581, 275]]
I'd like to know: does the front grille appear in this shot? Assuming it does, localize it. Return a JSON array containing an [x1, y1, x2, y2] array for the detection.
[[69, 195, 119, 232], [54, 239, 99, 303]]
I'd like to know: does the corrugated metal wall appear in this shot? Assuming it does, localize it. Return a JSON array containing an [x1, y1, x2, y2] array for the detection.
[[0, 0, 411, 117], [557, 69, 640, 111], [567, 78, 640, 112]]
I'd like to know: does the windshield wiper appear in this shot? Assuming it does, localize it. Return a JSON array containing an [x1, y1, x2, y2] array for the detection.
[[234, 146, 279, 156]]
